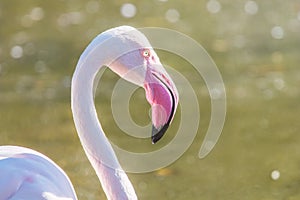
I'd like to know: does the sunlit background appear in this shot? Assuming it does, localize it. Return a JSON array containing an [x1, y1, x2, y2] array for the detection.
[[1, 0, 300, 199]]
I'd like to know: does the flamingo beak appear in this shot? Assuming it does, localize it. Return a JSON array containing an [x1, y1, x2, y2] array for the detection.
[[144, 70, 178, 144]]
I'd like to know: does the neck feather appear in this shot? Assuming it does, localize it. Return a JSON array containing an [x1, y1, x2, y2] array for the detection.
[[71, 39, 137, 200]]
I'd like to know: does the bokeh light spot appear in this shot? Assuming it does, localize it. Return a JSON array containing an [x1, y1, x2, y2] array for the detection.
[[271, 170, 280, 180], [165, 9, 180, 23], [271, 26, 284, 39], [206, 0, 221, 14], [10, 46, 23, 59], [120, 3, 136, 18], [244, 1, 258, 15], [30, 7, 44, 21], [57, 12, 84, 27], [273, 78, 285, 90]]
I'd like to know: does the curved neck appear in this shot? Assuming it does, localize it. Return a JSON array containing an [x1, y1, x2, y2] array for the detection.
[[71, 43, 137, 200]]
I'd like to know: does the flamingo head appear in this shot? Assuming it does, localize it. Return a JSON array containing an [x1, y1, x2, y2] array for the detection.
[[105, 26, 179, 143], [142, 48, 178, 143]]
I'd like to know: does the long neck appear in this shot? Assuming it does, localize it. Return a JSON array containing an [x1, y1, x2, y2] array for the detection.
[[71, 44, 137, 200]]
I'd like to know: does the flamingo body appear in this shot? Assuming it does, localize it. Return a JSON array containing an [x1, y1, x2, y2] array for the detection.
[[0, 146, 76, 200]]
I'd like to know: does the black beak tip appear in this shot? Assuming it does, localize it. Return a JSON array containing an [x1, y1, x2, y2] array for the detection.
[[151, 123, 169, 144]]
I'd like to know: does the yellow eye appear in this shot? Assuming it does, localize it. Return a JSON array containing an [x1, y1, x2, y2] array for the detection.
[[142, 49, 150, 57]]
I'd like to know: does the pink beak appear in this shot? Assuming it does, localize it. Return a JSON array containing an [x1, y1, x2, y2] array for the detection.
[[144, 67, 178, 144]]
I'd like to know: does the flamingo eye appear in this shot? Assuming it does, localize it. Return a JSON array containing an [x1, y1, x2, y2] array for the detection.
[[142, 49, 150, 58]]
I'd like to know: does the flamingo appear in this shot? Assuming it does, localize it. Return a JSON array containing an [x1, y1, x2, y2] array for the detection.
[[0, 26, 178, 199]]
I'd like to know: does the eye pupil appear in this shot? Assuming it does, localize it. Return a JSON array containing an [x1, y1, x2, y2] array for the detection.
[[143, 50, 150, 57]]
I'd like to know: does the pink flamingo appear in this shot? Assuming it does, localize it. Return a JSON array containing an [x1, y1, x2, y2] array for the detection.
[[0, 26, 178, 199]]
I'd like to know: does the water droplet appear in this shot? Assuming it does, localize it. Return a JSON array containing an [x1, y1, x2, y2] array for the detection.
[[69, 12, 84, 24], [244, 1, 258, 15], [165, 9, 180, 23], [271, 170, 280, 180], [30, 7, 44, 21], [273, 78, 285, 90], [206, 0, 221, 14], [271, 26, 284, 39], [120, 3, 136, 18], [62, 76, 71, 88], [210, 88, 223, 99], [10, 46, 23, 59], [57, 12, 84, 27], [210, 84, 225, 100]]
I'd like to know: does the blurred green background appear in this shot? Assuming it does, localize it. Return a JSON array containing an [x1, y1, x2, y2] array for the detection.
[[1, 0, 300, 199]]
